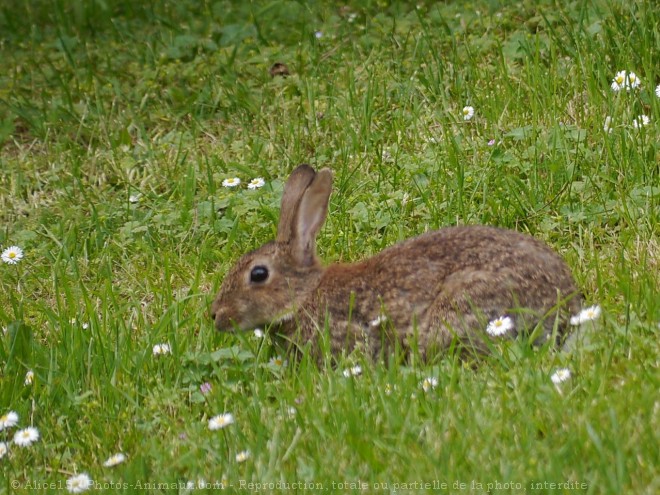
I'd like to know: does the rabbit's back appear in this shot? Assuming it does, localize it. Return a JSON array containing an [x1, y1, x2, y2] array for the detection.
[[295, 225, 581, 356]]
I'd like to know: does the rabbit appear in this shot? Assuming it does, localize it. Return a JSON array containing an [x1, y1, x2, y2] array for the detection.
[[210, 164, 582, 360]]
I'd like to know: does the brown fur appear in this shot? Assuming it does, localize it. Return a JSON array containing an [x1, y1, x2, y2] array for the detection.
[[210, 165, 582, 359]]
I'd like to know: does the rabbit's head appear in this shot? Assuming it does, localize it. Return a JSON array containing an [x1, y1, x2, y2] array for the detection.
[[210, 165, 333, 332]]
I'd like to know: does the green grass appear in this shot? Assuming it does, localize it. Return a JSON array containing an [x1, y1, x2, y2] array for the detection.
[[0, 0, 658, 493]]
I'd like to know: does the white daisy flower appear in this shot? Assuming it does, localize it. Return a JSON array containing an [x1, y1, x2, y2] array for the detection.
[[0, 442, 8, 459], [235, 450, 251, 463], [103, 453, 126, 467], [253, 328, 265, 339], [603, 116, 613, 133], [13, 426, 39, 447], [269, 356, 287, 367], [1, 246, 23, 264], [486, 316, 514, 336], [0, 411, 19, 431], [420, 377, 438, 392], [152, 343, 171, 356], [611, 70, 641, 91], [462, 106, 475, 121], [66, 473, 93, 493], [24, 370, 34, 386], [569, 305, 602, 326], [209, 413, 234, 430], [222, 177, 241, 188], [632, 114, 650, 129], [342, 365, 362, 377], [627, 71, 641, 89], [247, 177, 265, 190], [610, 70, 626, 91], [656, 84, 660, 98], [551, 368, 571, 384]]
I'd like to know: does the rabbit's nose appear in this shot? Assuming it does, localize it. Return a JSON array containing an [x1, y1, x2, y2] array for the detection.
[[210, 302, 226, 330], [210, 309, 223, 330], [210, 308, 221, 324], [209, 300, 219, 321]]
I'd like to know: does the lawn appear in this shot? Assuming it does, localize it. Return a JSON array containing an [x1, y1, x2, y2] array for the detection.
[[0, 0, 658, 493]]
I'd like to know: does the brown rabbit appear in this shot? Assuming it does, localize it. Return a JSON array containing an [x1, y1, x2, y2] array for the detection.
[[210, 164, 582, 359]]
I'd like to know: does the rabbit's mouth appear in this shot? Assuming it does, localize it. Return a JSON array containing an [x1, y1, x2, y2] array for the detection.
[[213, 317, 253, 333], [211, 306, 294, 333], [210, 304, 241, 332]]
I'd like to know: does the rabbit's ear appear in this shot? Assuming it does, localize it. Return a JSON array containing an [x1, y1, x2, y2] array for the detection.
[[293, 168, 332, 265], [276, 165, 332, 266], [277, 165, 317, 244]]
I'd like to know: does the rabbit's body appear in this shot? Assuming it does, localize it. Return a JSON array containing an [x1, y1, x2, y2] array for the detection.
[[211, 165, 582, 359]]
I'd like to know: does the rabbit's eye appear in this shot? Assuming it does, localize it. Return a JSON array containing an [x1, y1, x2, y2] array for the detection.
[[250, 265, 269, 283]]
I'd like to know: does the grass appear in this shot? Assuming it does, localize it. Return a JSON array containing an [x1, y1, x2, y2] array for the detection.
[[0, 0, 658, 493]]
